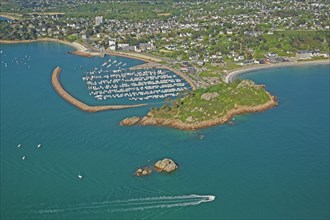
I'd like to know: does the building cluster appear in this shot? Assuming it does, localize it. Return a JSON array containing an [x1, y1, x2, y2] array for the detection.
[[0, 0, 329, 78]]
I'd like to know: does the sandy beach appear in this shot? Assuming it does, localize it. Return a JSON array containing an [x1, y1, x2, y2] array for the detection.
[[0, 39, 107, 57], [224, 59, 330, 83], [0, 13, 21, 20], [0, 39, 85, 51], [106, 50, 162, 63]]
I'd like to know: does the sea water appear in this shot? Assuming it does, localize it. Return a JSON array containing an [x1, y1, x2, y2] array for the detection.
[[0, 43, 329, 219], [0, 16, 12, 21]]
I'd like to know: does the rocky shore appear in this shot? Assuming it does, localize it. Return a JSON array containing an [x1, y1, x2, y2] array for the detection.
[[120, 93, 277, 130], [120, 116, 141, 126]]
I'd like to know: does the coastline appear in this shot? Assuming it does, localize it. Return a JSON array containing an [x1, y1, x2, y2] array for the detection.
[[224, 59, 330, 83], [51, 67, 147, 112], [0, 39, 84, 51], [0, 39, 105, 57], [106, 50, 162, 63], [0, 39, 197, 89], [0, 13, 20, 20], [122, 92, 277, 130]]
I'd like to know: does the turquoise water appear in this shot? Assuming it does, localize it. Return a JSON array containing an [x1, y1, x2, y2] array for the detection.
[[1, 43, 329, 220], [0, 16, 12, 21]]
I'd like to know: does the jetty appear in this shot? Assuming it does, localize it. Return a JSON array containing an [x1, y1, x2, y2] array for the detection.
[[51, 67, 146, 112]]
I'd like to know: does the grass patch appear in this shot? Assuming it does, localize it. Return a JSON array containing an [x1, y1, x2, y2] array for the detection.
[[150, 80, 273, 123]]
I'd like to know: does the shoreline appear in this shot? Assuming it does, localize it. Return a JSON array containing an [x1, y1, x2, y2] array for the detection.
[[122, 92, 278, 130], [0, 39, 106, 57], [51, 67, 147, 112], [0, 13, 20, 20], [106, 50, 162, 63], [0, 39, 85, 51], [0, 39, 197, 89], [224, 59, 330, 83]]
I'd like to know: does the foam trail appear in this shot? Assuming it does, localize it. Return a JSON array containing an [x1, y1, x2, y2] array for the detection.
[[38, 194, 215, 214]]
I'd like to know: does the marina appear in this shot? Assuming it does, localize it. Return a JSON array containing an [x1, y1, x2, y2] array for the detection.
[[51, 67, 147, 112], [82, 59, 189, 102]]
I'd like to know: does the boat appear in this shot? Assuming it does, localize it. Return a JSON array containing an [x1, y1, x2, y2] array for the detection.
[[78, 174, 83, 179], [17, 144, 21, 148], [22, 156, 26, 160], [37, 144, 42, 148]]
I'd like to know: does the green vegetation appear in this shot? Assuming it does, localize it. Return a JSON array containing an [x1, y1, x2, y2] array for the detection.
[[66, 34, 78, 42], [260, 31, 329, 54], [150, 80, 272, 123]]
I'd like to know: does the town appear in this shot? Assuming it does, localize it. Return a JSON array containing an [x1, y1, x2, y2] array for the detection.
[[1, 0, 329, 88]]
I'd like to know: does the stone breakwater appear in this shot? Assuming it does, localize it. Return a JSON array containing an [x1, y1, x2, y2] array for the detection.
[[120, 93, 277, 130], [51, 67, 146, 112]]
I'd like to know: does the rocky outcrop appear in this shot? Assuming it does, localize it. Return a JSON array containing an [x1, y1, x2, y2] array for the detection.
[[138, 94, 278, 130], [236, 80, 264, 89], [135, 167, 152, 176], [154, 158, 178, 173], [201, 92, 219, 101], [120, 116, 141, 126]]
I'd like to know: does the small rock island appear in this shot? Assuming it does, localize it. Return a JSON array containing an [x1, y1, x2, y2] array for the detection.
[[121, 80, 278, 130], [154, 158, 178, 173], [135, 158, 178, 177], [135, 167, 152, 176]]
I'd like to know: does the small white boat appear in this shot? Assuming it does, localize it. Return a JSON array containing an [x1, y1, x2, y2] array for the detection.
[[37, 144, 42, 148], [22, 156, 26, 160], [78, 174, 83, 179], [17, 144, 21, 148]]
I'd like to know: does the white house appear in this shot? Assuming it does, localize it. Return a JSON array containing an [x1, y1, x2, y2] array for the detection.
[[95, 16, 103, 26], [296, 50, 312, 60], [108, 39, 116, 50]]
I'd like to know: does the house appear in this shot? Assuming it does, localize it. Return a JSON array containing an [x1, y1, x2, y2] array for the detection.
[[234, 56, 244, 61], [138, 42, 154, 51], [108, 45, 116, 51], [296, 50, 312, 60], [165, 45, 176, 51], [108, 39, 116, 50], [122, 46, 137, 52], [265, 52, 278, 58], [312, 49, 320, 57], [197, 61, 204, 66], [95, 16, 103, 26]]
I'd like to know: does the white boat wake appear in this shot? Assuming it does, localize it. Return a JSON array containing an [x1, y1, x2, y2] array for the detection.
[[38, 194, 215, 214]]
